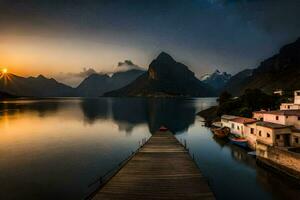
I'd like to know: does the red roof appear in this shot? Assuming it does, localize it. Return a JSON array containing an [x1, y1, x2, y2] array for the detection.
[[229, 117, 257, 124]]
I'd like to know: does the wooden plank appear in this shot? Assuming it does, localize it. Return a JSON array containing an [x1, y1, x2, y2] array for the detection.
[[92, 131, 215, 200]]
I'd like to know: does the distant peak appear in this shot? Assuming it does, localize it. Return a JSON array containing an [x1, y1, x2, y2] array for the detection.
[[156, 52, 175, 62], [37, 74, 47, 79]]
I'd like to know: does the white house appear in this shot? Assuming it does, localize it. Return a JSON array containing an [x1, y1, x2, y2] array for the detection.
[[227, 117, 257, 136], [253, 109, 300, 149], [253, 110, 300, 129], [280, 90, 300, 110], [244, 123, 258, 150], [255, 121, 292, 147], [295, 90, 300, 104], [280, 103, 300, 110], [221, 115, 238, 129]]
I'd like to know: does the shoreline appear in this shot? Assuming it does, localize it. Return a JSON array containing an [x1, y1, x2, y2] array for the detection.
[[198, 106, 300, 184], [197, 106, 219, 127]]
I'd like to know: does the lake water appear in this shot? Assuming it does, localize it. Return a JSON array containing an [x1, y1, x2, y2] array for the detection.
[[0, 98, 299, 200]]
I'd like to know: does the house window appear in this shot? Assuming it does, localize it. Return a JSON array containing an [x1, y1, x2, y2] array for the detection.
[[298, 116, 300, 121], [276, 116, 279, 120], [286, 116, 289, 119], [295, 138, 299, 144], [288, 106, 290, 109], [237, 126, 240, 130], [276, 135, 280, 139], [297, 92, 300, 96], [259, 131, 262, 136], [231, 124, 234, 129], [267, 133, 270, 138], [251, 128, 254, 134]]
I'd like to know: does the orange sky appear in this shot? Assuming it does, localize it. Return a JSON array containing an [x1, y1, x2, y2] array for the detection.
[[0, 33, 151, 78]]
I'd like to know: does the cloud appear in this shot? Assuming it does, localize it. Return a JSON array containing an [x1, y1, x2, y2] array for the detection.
[[55, 67, 99, 87], [115, 60, 145, 72], [55, 61, 145, 87]]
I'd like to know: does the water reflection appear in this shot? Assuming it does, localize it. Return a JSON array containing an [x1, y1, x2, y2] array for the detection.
[[80, 98, 109, 123], [0, 98, 300, 200], [0, 98, 202, 135], [80, 98, 200, 134], [176, 123, 300, 200]]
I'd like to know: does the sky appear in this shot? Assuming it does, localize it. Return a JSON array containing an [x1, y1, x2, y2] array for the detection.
[[0, 0, 300, 86]]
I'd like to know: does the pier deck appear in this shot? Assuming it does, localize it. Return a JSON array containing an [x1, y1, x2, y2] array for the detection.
[[92, 131, 214, 200]]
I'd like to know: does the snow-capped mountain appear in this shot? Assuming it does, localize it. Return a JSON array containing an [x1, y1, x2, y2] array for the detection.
[[200, 70, 232, 91]]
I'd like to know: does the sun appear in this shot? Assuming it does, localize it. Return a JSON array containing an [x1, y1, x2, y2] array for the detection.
[[0, 68, 9, 80]]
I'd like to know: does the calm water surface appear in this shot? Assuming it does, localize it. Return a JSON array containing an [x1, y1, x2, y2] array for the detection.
[[0, 98, 299, 199]]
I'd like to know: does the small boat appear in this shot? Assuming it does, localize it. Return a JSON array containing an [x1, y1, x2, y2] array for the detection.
[[248, 151, 256, 157], [211, 127, 230, 138], [159, 126, 168, 132], [211, 121, 222, 128], [229, 134, 248, 148]]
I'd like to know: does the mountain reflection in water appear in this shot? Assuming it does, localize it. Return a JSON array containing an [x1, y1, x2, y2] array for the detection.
[[0, 97, 300, 200], [80, 98, 197, 134]]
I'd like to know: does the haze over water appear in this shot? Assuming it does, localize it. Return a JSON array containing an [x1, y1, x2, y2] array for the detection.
[[0, 98, 299, 199]]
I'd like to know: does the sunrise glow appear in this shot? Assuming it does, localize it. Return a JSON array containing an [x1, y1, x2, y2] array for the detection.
[[2, 68, 7, 74]]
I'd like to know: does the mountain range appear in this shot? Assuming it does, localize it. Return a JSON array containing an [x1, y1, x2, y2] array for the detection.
[[0, 74, 75, 97], [1, 37, 300, 98], [76, 69, 144, 97], [0, 51, 216, 97], [200, 70, 231, 91], [0, 69, 145, 97], [104, 52, 216, 97]]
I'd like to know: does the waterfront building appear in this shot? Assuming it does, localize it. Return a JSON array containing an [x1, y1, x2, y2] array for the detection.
[[280, 103, 300, 110], [221, 115, 258, 149], [221, 115, 257, 136], [228, 117, 257, 137], [255, 122, 292, 147], [253, 110, 300, 129], [244, 123, 257, 150], [219, 90, 300, 179], [280, 90, 300, 110], [220, 115, 238, 129]]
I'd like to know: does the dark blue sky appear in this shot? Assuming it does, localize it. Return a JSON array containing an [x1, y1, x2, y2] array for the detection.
[[0, 0, 300, 85]]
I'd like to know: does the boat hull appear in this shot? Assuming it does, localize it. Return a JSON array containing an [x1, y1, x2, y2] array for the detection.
[[211, 127, 230, 139], [229, 135, 248, 148]]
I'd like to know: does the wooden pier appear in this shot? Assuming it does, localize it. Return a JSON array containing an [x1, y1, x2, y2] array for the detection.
[[92, 131, 215, 200]]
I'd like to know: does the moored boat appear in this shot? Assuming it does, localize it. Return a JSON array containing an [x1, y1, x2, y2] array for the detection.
[[228, 134, 248, 148], [211, 127, 230, 138], [159, 126, 168, 132]]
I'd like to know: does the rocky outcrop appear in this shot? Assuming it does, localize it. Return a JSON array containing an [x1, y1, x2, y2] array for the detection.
[[224, 37, 300, 95], [104, 52, 216, 97]]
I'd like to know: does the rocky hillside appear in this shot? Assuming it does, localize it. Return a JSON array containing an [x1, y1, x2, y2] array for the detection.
[[224, 37, 300, 95], [104, 52, 216, 97]]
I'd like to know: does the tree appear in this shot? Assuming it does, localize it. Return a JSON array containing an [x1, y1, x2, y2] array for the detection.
[[217, 91, 232, 105]]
